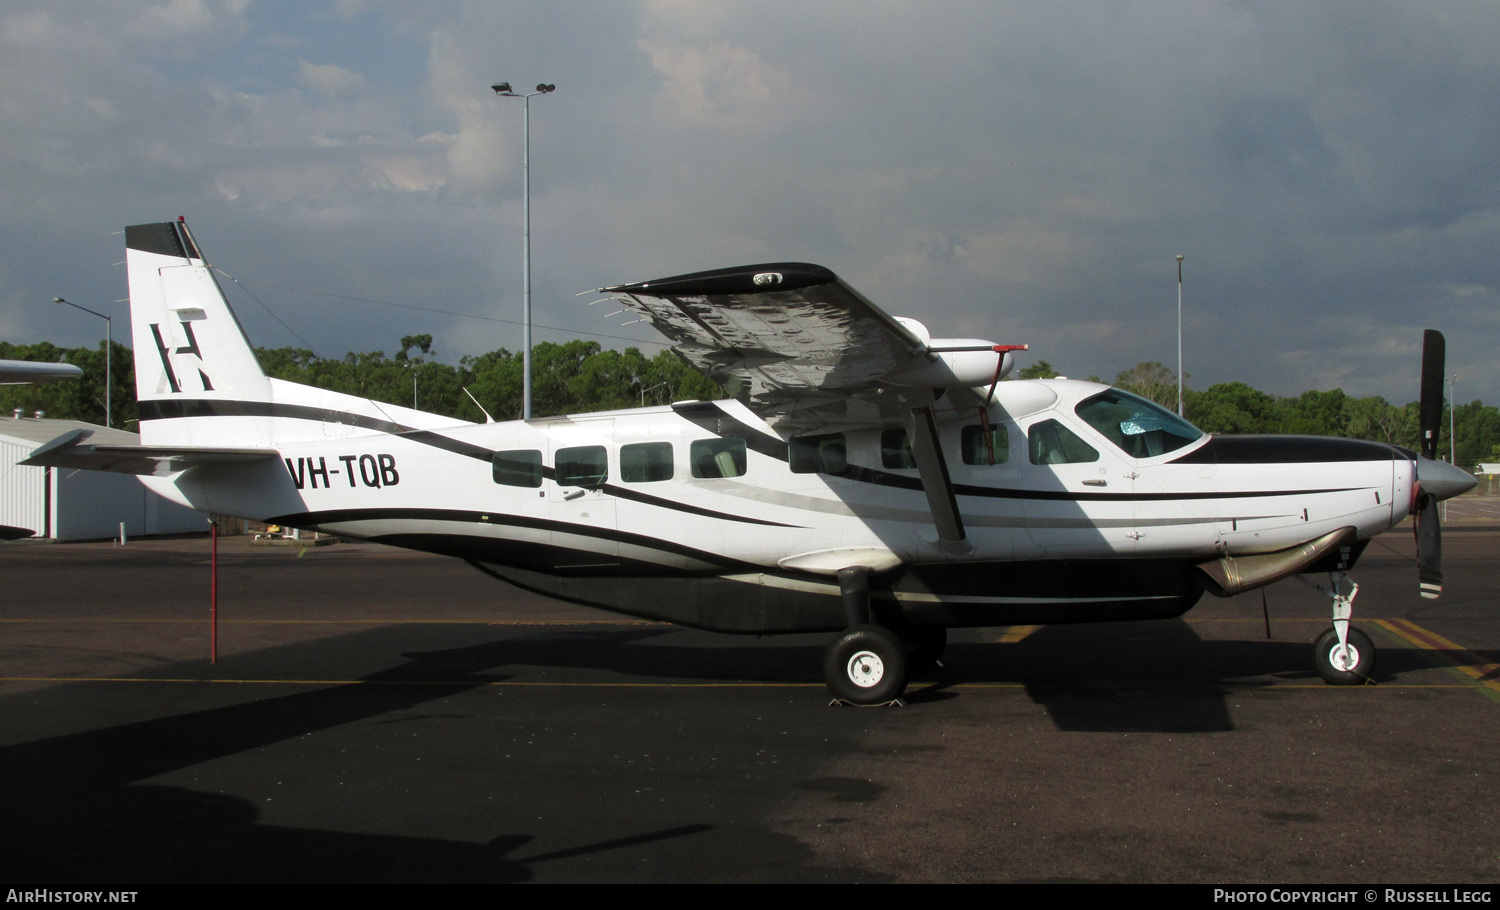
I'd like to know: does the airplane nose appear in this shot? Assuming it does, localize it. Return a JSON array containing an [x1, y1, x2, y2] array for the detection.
[[1417, 456, 1478, 502]]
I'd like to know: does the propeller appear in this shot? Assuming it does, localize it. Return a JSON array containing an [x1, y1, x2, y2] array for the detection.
[[1415, 330, 1444, 597], [1418, 330, 1444, 462], [1411, 330, 1476, 598]]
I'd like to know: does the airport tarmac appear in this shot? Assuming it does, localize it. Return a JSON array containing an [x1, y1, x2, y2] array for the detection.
[[0, 526, 1496, 883]]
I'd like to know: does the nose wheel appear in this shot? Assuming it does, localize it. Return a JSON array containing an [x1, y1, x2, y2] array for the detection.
[[1313, 625, 1376, 685], [1309, 572, 1377, 685]]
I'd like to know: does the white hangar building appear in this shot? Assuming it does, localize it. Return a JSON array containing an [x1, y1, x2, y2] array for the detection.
[[0, 416, 207, 541]]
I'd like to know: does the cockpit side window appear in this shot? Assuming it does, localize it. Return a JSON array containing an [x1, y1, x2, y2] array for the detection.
[[1075, 390, 1204, 458]]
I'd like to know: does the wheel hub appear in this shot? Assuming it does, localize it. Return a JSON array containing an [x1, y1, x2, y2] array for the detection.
[[846, 650, 885, 688], [1328, 643, 1360, 672]]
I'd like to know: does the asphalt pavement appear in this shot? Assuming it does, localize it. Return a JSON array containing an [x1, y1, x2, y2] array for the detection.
[[0, 524, 1495, 883]]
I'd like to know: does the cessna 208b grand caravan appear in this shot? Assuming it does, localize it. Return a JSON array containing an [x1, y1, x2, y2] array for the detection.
[[25, 219, 1477, 703]]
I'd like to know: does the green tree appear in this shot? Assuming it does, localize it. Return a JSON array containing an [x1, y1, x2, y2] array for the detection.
[[1186, 382, 1277, 434], [1016, 360, 1059, 380], [0, 339, 134, 427], [1114, 362, 1182, 410]]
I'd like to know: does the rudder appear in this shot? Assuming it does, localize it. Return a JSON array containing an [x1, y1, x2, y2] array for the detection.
[[126, 219, 270, 407]]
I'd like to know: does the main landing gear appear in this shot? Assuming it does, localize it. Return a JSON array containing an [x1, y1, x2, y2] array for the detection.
[[823, 567, 946, 705], [1310, 572, 1377, 685], [824, 624, 907, 704]]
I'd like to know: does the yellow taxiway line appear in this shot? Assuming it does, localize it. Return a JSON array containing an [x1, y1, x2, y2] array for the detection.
[[1375, 618, 1500, 702]]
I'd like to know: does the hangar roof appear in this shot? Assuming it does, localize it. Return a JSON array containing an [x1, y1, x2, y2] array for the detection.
[[0, 417, 139, 448]]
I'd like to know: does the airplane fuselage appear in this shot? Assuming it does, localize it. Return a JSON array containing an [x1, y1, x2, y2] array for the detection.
[[141, 379, 1412, 635]]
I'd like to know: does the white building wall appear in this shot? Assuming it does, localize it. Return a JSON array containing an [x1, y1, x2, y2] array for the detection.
[[1, 418, 207, 540], [0, 438, 47, 537]]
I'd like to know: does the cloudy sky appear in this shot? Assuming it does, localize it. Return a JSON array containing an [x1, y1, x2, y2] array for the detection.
[[2, 0, 1498, 406]]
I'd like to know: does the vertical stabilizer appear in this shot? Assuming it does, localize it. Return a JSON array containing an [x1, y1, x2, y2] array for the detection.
[[125, 220, 271, 443]]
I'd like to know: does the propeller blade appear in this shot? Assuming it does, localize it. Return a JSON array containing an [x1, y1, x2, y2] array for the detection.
[[1419, 330, 1445, 461], [1416, 492, 1443, 599]]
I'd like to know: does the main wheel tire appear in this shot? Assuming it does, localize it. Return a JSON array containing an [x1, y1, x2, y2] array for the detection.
[[1313, 626, 1376, 685], [899, 626, 947, 669], [824, 625, 909, 704]]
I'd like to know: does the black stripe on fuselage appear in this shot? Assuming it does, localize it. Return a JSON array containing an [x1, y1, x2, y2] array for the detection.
[[146, 397, 1380, 510], [140, 398, 413, 436], [672, 401, 790, 460], [263, 506, 766, 574]]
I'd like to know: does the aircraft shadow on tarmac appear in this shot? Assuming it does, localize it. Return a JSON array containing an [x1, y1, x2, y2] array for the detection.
[[0, 617, 1478, 882], [0, 647, 724, 883]]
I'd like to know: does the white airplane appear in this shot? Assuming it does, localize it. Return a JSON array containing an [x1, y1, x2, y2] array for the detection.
[[0, 360, 82, 384], [24, 219, 1477, 703]]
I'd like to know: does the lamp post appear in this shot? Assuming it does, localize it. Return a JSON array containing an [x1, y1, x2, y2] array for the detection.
[[1449, 375, 1457, 466], [491, 81, 555, 421], [641, 381, 669, 408], [53, 297, 111, 428], [1175, 255, 1185, 416]]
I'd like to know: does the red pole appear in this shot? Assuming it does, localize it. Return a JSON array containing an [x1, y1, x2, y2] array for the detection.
[[210, 521, 218, 664]]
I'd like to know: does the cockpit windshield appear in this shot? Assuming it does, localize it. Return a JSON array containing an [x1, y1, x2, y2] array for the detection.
[[1075, 389, 1204, 459]]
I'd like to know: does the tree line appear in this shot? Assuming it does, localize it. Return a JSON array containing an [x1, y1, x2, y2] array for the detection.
[[4, 338, 1499, 471]]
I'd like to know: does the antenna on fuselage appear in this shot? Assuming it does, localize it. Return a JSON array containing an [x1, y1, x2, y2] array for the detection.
[[463, 387, 496, 424]]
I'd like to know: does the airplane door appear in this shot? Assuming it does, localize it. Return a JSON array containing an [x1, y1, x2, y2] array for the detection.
[[547, 419, 619, 562], [1131, 459, 1225, 552], [1021, 416, 1139, 555]]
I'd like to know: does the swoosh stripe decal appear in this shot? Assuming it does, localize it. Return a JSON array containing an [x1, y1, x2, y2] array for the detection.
[[263, 506, 763, 571]]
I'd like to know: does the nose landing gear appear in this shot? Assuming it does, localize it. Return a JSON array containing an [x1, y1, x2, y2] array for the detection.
[[1309, 573, 1377, 685]]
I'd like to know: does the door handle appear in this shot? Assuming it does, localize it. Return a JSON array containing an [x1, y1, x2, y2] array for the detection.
[[1082, 479, 1107, 487]]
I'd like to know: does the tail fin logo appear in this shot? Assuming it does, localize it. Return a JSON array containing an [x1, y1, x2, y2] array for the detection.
[[149, 320, 216, 394]]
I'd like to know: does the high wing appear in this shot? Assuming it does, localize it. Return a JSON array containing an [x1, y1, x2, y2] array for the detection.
[[600, 263, 1015, 425], [21, 428, 277, 477], [603, 262, 1026, 546], [0, 360, 82, 384]]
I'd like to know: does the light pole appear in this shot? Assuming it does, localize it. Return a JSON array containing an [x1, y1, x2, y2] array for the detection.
[[491, 81, 555, 421], [1449, 375, 1457, 465], [1446, 374, 1458, 520], [53, 297, 111, 428], [1176, 255, 1184, 417], [641, 381, 669, 408]]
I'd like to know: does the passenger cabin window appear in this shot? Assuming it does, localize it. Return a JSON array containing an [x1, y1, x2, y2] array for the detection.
[[493, 449, 543, 487], [620, 442, 673, 483], [1075, 390, 1203, 458], [790, 433, 847, 474], [880, 429, 915, 469], [1028, 419, 1099, 465], [961, 425, 1010, 465], [555, 445, 608, 487], [690, 438, 747, 478]]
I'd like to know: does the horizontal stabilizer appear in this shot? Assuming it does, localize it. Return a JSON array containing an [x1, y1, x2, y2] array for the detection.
[[21, 429, 277, 477]]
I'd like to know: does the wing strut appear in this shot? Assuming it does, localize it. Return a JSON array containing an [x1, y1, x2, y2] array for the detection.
[[905, 404, 965, 543]]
